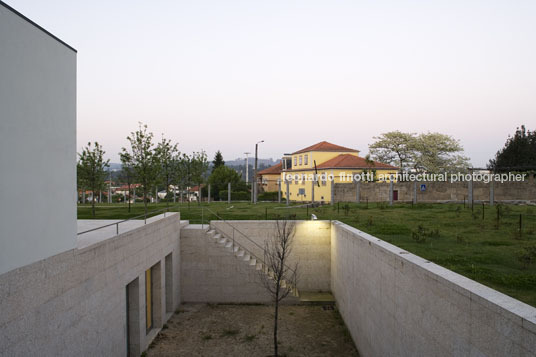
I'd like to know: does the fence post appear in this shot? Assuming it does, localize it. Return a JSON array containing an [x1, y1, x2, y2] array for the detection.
[[311, 179, 315, 205], [356, 180, 360, 204], [389, 177, 394, 206], [413, 181, 417, 204], [228, 182, 231, 204], [286, 180, 290, 207], [278, 179, 281, 204], [208, 184, 211, 204], [519, 214, 522, 235], [468, 172, 473, 210], [155, 187, 158, 203], [330, 180, 335, 205], [202, 208, 204, 229], [173, 188, 176, 203], [489, 178, 494, 206]]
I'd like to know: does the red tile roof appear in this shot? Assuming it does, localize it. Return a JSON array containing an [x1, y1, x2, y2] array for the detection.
[[292, 141, 358, 155], [258, 162, 282, 176], [316, 154, 398, 170]]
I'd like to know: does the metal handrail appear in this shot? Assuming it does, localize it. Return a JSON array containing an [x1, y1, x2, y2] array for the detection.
[[77, 204, 180, 236], [205, 207, 297, 276]]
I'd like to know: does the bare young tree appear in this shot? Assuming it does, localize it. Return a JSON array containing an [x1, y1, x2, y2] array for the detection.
[[260, 220, 298, 357]]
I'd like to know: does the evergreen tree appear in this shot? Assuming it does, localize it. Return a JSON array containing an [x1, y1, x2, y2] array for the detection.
[[212, 150, 225, 172], [489, 125, 536, 172]]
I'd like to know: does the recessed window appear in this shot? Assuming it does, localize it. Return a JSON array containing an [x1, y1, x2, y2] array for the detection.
[[145, 269, 153, 332], [299, 156, 302, 165], [293, 157, 297, 166], [304, 155, 308, 165]]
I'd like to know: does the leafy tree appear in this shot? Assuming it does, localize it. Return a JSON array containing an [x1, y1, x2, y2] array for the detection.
[[119, 152, 135, 212], [212, 150, 225, 172], [77, 142, 109, 217], [155, 135, 180, 205], [207, 165, 248, 200], [369, 131, 470, 173], [175, 153, 192, 199], [190, 150, 209, 205], [121, 123, 160, 215], [412, 132, 470, 173], [488, 125, 536, 172], [369, 131, 416, 170]]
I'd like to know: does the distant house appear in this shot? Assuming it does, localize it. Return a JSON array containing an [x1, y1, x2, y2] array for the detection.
[[281, 141, 397, 202], [257, 162, 282, 192]]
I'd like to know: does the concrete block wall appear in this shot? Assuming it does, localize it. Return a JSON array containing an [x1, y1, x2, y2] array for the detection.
[[180, 225, 272, 303], [210, 220, 331, 291], [331, 221, 536, 357], [334, 177, 536, 203], [0, 213, 181, 357]]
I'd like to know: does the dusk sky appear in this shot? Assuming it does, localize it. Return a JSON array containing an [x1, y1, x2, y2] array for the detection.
[[8, 0, 536, 166]]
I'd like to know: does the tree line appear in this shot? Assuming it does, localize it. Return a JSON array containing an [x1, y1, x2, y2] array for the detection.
[[78, 123, 209, 217]]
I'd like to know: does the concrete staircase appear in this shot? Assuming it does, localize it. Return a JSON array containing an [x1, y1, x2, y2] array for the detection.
[[204, 226, 300, 299]]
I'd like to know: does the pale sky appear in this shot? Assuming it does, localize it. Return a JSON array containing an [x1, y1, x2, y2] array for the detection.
[[7, 0, 536, 166]]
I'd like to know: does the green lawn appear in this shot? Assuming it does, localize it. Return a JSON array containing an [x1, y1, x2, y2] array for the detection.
[[78, 201, 536, 307]]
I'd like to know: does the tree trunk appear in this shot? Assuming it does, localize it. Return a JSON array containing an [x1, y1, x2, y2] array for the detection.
[[274, 288, 279, 357], [91, 190, 96, 218], [143, 188, 148, 216]]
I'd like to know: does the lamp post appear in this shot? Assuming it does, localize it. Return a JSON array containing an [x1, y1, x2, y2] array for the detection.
[[254, 140, 264, 204], [244, 152, 251, 184]]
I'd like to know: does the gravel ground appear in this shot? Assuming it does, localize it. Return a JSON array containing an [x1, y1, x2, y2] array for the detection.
[[146, 303, 359, 357]]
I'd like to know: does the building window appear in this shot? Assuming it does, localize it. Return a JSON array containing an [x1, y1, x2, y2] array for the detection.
[[304, 154, 308, 165], [145, 268, 153, 332], [299, 156, 302, 165], [293, 157, 297, 166]]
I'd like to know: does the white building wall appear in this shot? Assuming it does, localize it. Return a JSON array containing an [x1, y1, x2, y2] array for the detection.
[[0, 3, 77, 275]]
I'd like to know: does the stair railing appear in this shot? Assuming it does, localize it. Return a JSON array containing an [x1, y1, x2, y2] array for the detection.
[[204, 207, 297, 278]]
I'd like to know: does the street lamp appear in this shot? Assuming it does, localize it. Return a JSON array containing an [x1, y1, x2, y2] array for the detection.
[[244, 152, 251, 184], [254, 140, 264, 204]]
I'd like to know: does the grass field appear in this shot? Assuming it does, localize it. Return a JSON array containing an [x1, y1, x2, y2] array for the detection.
[[78, 201, 536, 307]]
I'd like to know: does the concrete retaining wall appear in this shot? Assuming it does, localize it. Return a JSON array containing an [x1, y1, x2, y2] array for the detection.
[[334, 176, 536, 203], [210, 220, 331, 291], [0, 214, 181, 357], [180, 225, 272, 303], [331, 221, 536, 356]]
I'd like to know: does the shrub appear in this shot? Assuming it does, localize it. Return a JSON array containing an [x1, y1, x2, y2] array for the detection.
[[258, 191, 279, 201]]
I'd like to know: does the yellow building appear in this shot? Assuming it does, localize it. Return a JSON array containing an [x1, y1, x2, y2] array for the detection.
[[280, 141, 398, 203], [257, 162, 282, 192]]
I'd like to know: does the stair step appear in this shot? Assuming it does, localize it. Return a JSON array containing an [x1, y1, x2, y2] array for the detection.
[[249, 258, 256, 266], [256, 263, 263, 270], [225, 241, 233, 249], [218, 238, 228, 245], [232, 246, 240, 253], [236, 249, 245, 257], [207, 229, 215, 235], [243, 254, 251, 261], [214, 233, 222, 240]]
